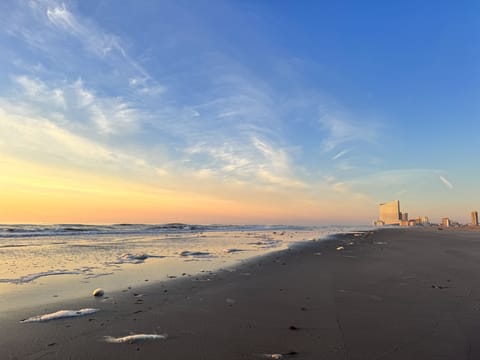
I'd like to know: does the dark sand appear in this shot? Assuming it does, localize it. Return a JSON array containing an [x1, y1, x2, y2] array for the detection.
[[3, 227, 480, 359]]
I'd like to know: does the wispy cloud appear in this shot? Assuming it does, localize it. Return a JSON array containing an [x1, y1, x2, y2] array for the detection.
[[318, 109, 378, 153], [185, 135, 305, 189], [14, 75, 66, 108], [340, 169, 457, 205], [4, 69, 307, 191], [46, 3, 125, 58], [353, 169, 435, 187], [11, 75, 141, 135], [0, 1, 323, 194], [439, 175, 453, 189], [0, 0, 389, 208], [44, 2, 164, 96], [3, 1, 162, 97], [332, 149, 350, 160], [332, 182, 349, 193], [0, 105, 148, 174]]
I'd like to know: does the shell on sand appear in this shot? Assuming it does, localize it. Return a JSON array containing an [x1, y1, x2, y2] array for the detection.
[[92, 288, 104, 297]]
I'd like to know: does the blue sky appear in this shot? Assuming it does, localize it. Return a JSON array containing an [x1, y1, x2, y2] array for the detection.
[[0, 0, 478, 224]]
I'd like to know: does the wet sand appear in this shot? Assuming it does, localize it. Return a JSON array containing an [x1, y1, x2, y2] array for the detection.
[[3, 227, 480, 359]]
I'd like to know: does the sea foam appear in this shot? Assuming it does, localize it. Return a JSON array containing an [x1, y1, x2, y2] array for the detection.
[[21, 308, 99, 323], [119, 253, 149, 263], [0, 270, 82, 284], [104, 333, 168, 343], [106, 253, 150, 265]]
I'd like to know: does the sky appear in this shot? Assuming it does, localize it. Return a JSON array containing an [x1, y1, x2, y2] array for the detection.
[[0, 0, 479, 225]]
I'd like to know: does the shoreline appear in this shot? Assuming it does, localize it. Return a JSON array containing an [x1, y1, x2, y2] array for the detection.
[[2, 229, 354, 317], [4, 227, 480, 359], [0, 227, 365, 313]]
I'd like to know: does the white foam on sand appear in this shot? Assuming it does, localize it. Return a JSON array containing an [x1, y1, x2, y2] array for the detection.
[[84, 272, 114, 279], [0, 270, 82, 284], [104, 253, 150, 266], [21, 308, 99, 323], [104, 334, 168, 343], [246, 239, 281, 248], [107, 253, 165, 265], [118, 253, 149, 264]]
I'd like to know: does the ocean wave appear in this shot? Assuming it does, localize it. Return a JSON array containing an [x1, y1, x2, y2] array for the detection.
[[146, 223, 202, 231], [0, 223, 315, 239]]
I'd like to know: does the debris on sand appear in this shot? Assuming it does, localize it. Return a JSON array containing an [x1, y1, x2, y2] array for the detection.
[[264, 354, 283, 359], [21, 308, 99, 323], [180, 250, 211, 257], [263, 352, 298, 359], [224, 248, 245, 253], [104, 333, 168, 344]]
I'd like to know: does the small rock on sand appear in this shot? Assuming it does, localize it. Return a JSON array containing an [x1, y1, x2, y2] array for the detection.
[[264, 354, 282, 359], [92, 288, 104, 297]]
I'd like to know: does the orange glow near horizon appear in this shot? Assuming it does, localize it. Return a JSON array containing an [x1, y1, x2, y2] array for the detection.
[[0, 157, 356, 225]]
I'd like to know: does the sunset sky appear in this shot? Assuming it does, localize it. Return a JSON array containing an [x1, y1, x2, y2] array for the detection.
[[0, 0, 479, 225]]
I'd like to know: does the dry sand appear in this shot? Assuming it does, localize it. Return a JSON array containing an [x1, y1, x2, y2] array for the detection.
[[2, 227, 480, 359]]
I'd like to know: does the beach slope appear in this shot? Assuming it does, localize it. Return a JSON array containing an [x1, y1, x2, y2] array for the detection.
[[3, 227, 480, 359]]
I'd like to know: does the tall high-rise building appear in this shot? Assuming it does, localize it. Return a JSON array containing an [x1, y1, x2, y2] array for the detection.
[[378, 200, 401, 225], [471, 211, 479, 226], [442, 218, 451, 227]]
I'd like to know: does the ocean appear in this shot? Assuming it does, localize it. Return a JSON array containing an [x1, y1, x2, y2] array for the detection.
[[0, 224, 371, 311]]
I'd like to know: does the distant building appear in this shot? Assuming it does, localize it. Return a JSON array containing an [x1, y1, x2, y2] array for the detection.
[[471, 211, 479, 226], [374, 200, 430, 227], [416, 216, 430, 225], [410, 216, 430, 226], [408, 219, 417, 226], [442, 218, 451, 227], [378, 200, 401, 225]]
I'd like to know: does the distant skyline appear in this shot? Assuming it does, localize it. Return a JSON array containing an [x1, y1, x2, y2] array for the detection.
[[0, 1, 479, 224]]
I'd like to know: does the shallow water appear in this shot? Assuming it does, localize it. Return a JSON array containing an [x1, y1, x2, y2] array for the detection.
[[0, 224, 371, 311]]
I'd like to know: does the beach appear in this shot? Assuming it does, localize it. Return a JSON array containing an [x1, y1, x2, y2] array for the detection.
[[3, 227, 480, 359]]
